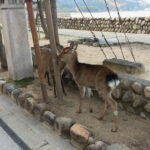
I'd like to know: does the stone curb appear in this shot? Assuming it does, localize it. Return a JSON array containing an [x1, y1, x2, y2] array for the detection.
[[0, 79, 131, 150]]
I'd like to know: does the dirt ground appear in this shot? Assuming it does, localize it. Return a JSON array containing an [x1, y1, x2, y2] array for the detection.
[[1, 33, 150, 150]]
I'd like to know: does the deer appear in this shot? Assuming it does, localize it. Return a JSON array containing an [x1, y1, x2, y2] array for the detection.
[[60, 50, 120, 132], [40, 42, 78, 97]]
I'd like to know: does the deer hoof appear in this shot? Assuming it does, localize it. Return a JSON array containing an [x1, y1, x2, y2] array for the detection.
[[76, 109, 82, 114], [98, 116, 103, 120], [111, 128, 118, 132], [89, 108, 93, 113]]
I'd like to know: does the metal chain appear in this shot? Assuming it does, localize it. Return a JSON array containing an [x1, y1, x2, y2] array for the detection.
[[73, 0, 108, 59], [82, 0, 117, 59], [113, 0, 136, 62], [103, 0, 125, 60]]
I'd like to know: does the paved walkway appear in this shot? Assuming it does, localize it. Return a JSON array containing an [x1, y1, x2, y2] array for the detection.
[[58, 29, 150, 44], [0, 95, 76, 150]]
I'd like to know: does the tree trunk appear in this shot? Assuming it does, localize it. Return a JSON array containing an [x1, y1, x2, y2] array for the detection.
[[0, 27, 7, 70], [37, 0, 49, 38]]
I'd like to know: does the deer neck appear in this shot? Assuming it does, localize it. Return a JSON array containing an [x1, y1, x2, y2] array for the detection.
[[66, 52, 78, 77]]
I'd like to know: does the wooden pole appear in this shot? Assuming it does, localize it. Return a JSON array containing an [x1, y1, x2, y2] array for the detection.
[[45, 0, 64, 103], [25, 0, 49, 103], [51, 0, 60, 45]]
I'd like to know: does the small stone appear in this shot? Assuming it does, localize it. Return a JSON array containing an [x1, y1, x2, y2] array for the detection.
[[10, 89, 22, 104], [107, 144, 130, 150], [88, 137, 95, 145], [140, 112, 147, 120], [144, 86, 150, 99], [132, 82, 143, 94], [144, 102, 150, 112], [33, 103, 51, 121], [118, 103, 124, 110], [6, 84, 18, 96], [17, 93, 33, 107], [133, 95, 145, 108], [87, 141, 107, 150], [127, 106, 135, 114], [3, 83, 17, 95], [55, 117, 75, 137], [95, 141, 107, 150], [93, 42, 99, 47], [43, 111, 56, 126], [70, 123, 91, 150], [24, 97, 37, 113]]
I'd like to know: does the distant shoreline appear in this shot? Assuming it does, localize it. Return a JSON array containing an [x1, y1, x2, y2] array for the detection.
[[58, 10, 150, 18]]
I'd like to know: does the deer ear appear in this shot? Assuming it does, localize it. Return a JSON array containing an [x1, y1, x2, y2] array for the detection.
[[73, 43, 78, 50]]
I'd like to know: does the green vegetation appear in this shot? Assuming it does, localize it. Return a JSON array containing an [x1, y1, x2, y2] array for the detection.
[[8, 78, 34, 88]]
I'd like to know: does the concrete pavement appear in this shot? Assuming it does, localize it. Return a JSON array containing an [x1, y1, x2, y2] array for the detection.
[[58, 29, 150, 44], [0, 95, 77, 150]]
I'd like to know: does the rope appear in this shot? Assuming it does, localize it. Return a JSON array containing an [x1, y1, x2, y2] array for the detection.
[[82, 0, 117, 59], [103, 0, 125, 60], [113, 0, 136, 62], [73, 0, 108, 59]]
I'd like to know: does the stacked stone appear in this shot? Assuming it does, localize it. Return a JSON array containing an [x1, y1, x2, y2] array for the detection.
[[57, 17, 150, 34], [112, 74, 150, 119]]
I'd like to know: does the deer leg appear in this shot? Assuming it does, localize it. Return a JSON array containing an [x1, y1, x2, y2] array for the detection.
[[98, 100, 108, 120], [46, 72, 51, 86], [61, 76, 67, 96], [52, 75, 57, 98], [107, 93, 118, 132], [87, 88, 93, 113], [77, 86, 85, 113]]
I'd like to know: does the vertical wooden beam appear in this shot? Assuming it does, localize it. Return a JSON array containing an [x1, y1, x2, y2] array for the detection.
[[45, 0, 63, 103], [0, 26, 7, 70], [25, 0, 49, 103], [51, 0, 60, 45]]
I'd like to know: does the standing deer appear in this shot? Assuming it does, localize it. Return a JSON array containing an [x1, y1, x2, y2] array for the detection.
[[60, 50, 120, 132], [40, 42, 78, 97]]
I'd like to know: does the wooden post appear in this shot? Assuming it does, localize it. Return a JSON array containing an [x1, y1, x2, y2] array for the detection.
[[0, 26, 7, 70], [51, 0, 60, 45], [25, 0, 49, 103], [45, 0, 64, 103]]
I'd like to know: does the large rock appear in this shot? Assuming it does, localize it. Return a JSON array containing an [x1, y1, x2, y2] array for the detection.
[[107, 144, 130, 150], [33, 103, 51, 121], [144, 103, 150, 112], [70, 123, 92, 150], [132, 95, 145, 108], [144, 86, 150, 99], [43, 111, 56, 126], [122, 91, 135, 102]]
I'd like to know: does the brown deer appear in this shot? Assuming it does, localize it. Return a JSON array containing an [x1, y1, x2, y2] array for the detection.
[[41, 42, 78, 97], [60, 50, 120, 132]]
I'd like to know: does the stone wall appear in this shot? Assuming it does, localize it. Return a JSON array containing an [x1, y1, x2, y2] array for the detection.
[[112, 74, 150, 119], [58, 17, 150, 34]]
